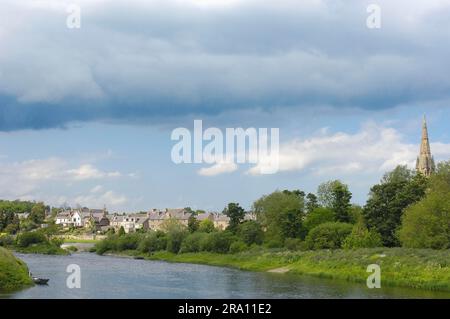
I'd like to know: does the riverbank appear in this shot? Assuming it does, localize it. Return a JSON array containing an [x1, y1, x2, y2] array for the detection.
[[0, 247, 33, 292], [103, 248, 450, 292]]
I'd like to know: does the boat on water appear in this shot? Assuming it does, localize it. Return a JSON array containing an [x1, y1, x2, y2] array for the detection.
[[32, 277, 49, 285], [29, 272, 49, 285]]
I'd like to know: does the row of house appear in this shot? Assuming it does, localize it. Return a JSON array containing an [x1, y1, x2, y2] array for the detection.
[[55, 207, 253, 233], [55, 207, 110, 231], [109, 208, 235, 233]]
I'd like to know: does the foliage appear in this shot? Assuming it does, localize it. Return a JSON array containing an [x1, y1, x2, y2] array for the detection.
[[237, 220, 264, 245], [398, 161, 450, 249], [317, 180, 352, 222], [305, 222, 353, 250], [363, 165, 428, 247], [16, 231, 47, 248], [229, 240, 248, 254], [253, 190, 305, 243], [137, 231, 168, 253], [203, 231, 235, 253], [223, 203, 246, 233], [180, 232, 209, 253], [187, 216, 200, 233], [342, 219, 383, 249], [284, 238, 305, 251], [198, 219, 215, 233], [305, 193, 319, 213], [29, 202, 47, 224], [0, 247, 33, 291], [304, 207, 335, 232]]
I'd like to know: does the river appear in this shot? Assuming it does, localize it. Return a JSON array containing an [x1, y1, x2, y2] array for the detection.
[[2, 253, 450, 299]]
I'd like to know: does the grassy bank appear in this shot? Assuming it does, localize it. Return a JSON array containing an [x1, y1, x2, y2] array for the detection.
[[0, 247, 33, 291], [14, 243, 69, 255], [104, 248, 450, 292]]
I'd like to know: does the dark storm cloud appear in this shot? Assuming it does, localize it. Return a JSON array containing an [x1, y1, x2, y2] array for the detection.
[[1, 0, 450, 130]]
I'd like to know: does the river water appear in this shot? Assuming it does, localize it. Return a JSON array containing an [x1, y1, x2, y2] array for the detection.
[[2, 253, 449, 299]]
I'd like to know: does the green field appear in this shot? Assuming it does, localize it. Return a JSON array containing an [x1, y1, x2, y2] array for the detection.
[[125, 248, 450, 292], [0, 247, 33, 291]]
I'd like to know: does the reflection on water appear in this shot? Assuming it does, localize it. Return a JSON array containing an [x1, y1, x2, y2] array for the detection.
[[2, 253, 449, 299]]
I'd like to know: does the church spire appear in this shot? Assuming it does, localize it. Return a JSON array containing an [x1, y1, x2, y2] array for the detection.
[[416, 115, 435, 177]]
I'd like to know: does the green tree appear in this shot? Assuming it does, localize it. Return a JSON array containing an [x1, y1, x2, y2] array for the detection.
[[187, 216, 200, 233], [342, 218, 382, 249], [29, 202, 46, 224], [363, 165, 428, 247], [398, 161, 450, 249], [305, 222, 353, 250], [317, 180, 352, 222], [118, 226, 126, 236], [198, 219, 215, 233], [223, 203, 246, 233], [304, 207, 335, 232], [305, 193, 319, 213], [253, 190, 305, 244], [237, 220, 264, 245]]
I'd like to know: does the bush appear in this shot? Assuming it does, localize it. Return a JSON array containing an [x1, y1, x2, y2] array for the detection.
[[304, 207, 335, 231], [16, 231, 47, 248], [284, 238, 305, 251], [166, 229, 188, 253], [198, 219, 215, 233], [229, 240, 248, 253], [0, 235, 14, 247], [398, 162, 450, 249], [342, 221, 382, 249], [138, 231, 167, 253], [237, 221, 264, 245], [305, 222, 353, 250], [205, 231, 234, 253], [117, 233, 141, 251], [180, 232, 209, 253]]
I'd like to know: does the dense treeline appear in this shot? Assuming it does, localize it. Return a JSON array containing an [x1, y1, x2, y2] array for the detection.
[[0, 200, 48, 234], [94, 161, 450, 256]]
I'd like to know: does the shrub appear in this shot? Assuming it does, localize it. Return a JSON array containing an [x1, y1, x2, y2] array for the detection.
[[342, 221, 382, 249], [138, 231, 167, 253], [198, 219, 215, 233], [117, 233, 141, 251], [304, 207, 335, 232], [305, 222, 353, 250], [205, 231, 234, 253], [0, 234, 14, 247], [284, 238, 305, 251], [166, 229, 188, 253], [237, 221, 264, 245], [229, 240, 248, 253], [16, 231, 47, 248], [180, 232, 209, 253]]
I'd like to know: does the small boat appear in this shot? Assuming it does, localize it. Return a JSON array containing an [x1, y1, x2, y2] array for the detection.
[[32, 277, 49, 285], [133, 256, 144, 260]]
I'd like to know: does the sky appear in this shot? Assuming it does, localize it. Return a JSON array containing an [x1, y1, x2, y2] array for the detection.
[[1, 0, 450, 212]]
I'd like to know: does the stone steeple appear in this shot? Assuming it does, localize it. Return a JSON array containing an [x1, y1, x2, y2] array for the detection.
[[416, 115, 435, 177]]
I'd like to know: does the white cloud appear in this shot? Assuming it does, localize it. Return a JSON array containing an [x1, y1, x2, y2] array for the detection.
[[0, 158, 124, 199], [73, 190, 128, 207], [247, 122, 450, 176], [66, 164, 121, 180], [198, 161, 238, 176]]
